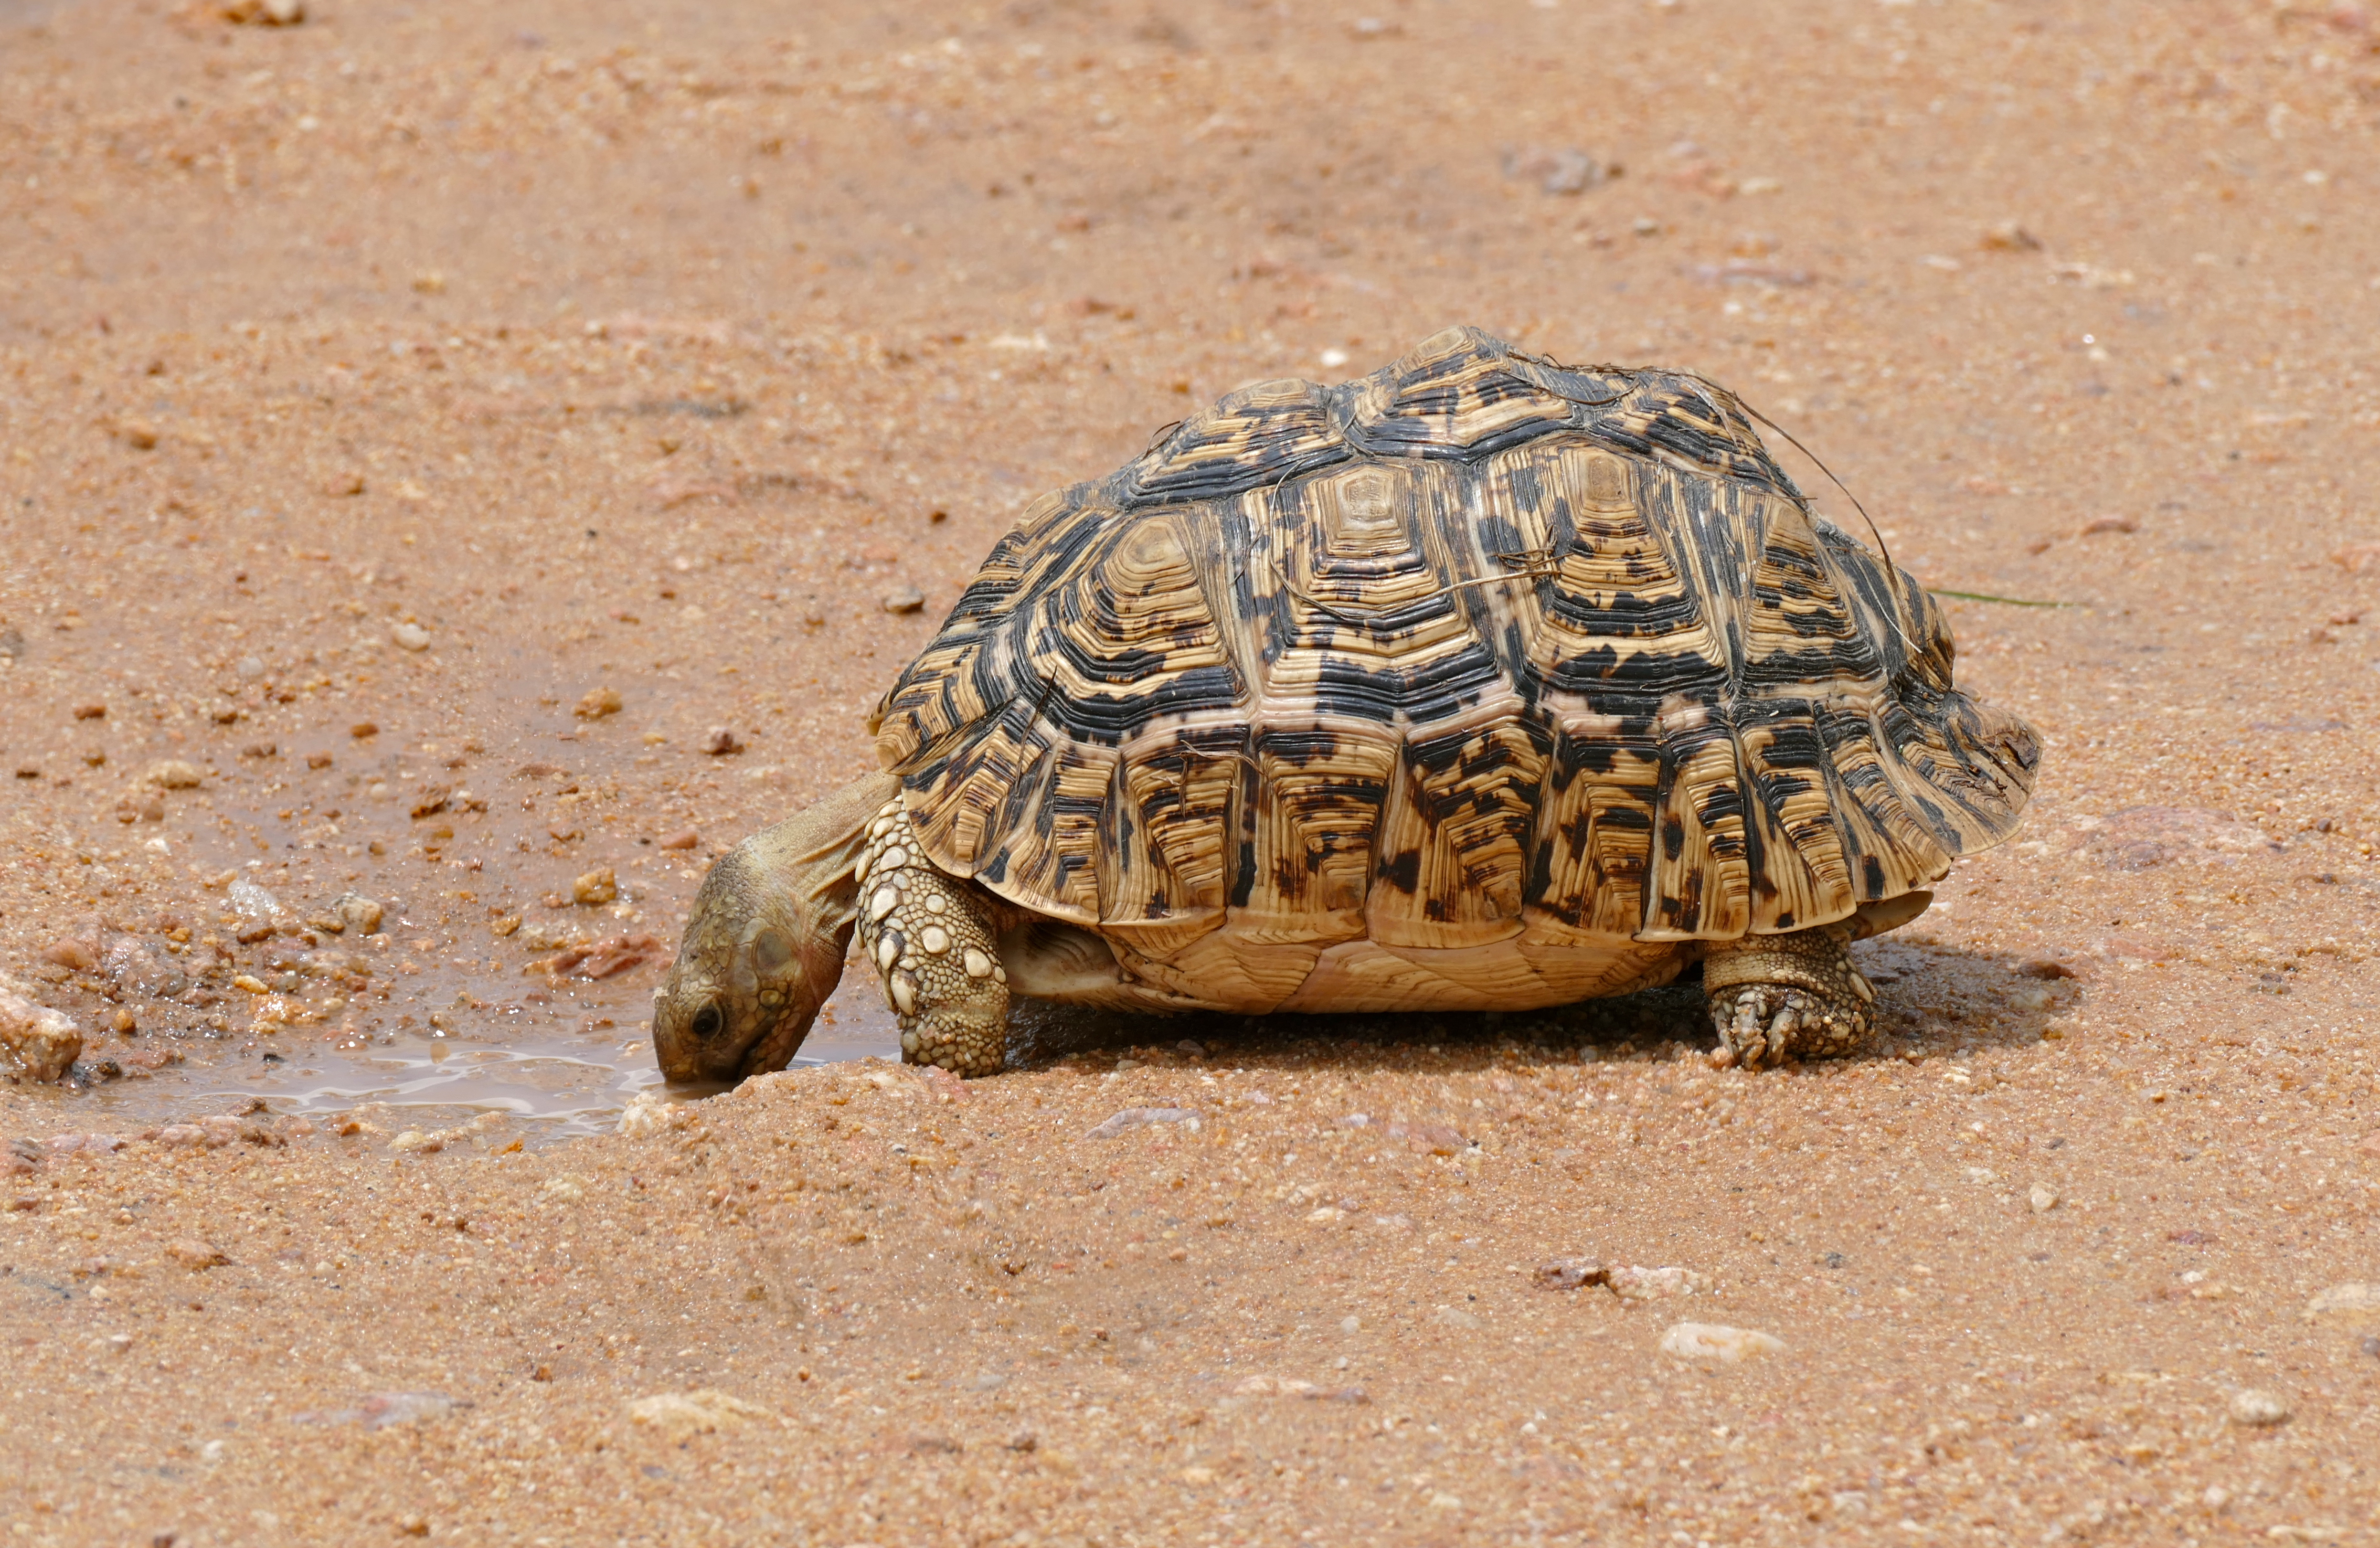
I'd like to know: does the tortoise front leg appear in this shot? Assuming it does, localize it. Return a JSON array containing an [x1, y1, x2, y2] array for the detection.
[[1701, 922, 1876, 1070], [852, 799, 1010, 1076]]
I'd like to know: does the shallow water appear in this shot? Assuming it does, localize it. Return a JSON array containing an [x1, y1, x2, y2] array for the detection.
[[53, 980, 906, 1140]]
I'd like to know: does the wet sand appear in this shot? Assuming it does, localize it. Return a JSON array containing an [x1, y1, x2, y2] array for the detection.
[[3, 0, 2378, 1541]]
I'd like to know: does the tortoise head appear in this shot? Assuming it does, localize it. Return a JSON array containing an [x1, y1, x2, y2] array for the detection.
[[651, 774, 895, 1085]]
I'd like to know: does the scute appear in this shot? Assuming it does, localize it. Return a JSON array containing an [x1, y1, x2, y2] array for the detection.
[[869, 326, 2039, 988], [1126, 376, 1347, 504]]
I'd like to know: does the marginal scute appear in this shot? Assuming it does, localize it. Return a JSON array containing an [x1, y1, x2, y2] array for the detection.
[[871, 327, 2039, 982]]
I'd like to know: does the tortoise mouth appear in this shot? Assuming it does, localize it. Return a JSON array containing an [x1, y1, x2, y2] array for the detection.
[[725, 1005, 817, 1084]]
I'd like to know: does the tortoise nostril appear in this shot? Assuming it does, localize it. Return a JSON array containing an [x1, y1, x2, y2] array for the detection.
[[691, 1003, 723, 1041]]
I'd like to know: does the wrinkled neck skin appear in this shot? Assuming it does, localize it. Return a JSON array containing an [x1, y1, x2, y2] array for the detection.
[[650, 772, 899, 1084]]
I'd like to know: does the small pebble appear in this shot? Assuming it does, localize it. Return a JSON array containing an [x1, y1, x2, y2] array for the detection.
[[882, 586, 926, 614], [229, 879, 283, 922], [0, 984, 83, 1081], [1980, 221, 2043, 251], [575, 686, 623, 720], [167, 1239, 229, 1270], [2029, 1184, 2060, 1212], [1657, 1323, 1786, 1362], [331, 893, 384, 935], [350, 722, 379, 739], [143, 759, 206, 790], [658, 829, 700, 850], [700, 727, 742, 756], [2227, 1389, 2290, 1428], [40, 937, 97, 972], [1085, 1107, 1199, 1139], [573, 869, 619, 906], [2303, 1283, 2380, 1330], [1536, 1260, 1608, 1291], [117, 419, 159, 450], [1608, 1264, 1711, 1301], [628, 1389, 774, 1442], [390, 623, 431, 652]]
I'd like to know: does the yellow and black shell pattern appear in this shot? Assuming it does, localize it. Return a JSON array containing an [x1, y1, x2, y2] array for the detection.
[[871, 326, 2039, 996]]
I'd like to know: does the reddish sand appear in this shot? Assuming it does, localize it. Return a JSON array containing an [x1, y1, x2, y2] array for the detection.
[[2, 0, 2377, 1542]]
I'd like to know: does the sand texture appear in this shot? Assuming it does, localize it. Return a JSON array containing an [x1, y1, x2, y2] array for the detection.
[[2, 0, 2378, 1541]]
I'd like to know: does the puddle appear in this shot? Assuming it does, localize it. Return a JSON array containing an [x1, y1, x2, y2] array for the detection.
[[55, 981, 904, 1142]]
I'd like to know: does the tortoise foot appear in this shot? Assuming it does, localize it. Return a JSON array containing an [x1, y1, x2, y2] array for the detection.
[[1701, 924, 1875, 1069]]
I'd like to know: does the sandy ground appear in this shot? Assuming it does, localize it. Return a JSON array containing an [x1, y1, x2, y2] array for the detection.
[[3, 0, 2380, 1541]]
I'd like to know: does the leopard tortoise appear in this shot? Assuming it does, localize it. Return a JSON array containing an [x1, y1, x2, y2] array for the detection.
[[654, 327, 2040, 1081]]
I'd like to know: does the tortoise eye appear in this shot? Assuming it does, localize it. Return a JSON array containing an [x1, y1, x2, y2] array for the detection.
[[690, 1002, 724, 1041]]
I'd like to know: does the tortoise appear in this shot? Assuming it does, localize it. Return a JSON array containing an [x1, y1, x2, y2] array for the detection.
[[653, 327, 2039, 1082]]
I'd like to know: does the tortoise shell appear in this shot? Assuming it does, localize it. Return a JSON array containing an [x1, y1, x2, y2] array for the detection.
[[870, 327, 2038, 1012]]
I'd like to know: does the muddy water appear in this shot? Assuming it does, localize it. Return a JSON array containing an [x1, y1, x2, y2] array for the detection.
[[69, 984, 903, 1140]]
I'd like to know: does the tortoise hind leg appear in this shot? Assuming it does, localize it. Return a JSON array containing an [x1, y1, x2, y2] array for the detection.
[[1701, 922, 1876, 1070], [853, 799, 1010, 1076]]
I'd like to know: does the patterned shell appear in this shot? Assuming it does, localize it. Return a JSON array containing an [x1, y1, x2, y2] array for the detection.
[[872, 326, 2039, 974]]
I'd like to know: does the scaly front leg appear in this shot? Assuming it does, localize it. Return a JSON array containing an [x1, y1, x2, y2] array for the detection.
[[852, 798, 1011, 1076]]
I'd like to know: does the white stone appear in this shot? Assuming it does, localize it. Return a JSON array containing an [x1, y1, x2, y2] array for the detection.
[[0, 975, 82, 1082], [2228, 1389, 2291, 1427], [628, 1389, 774, 1442], [616, 1090, 691, 1137], [228, 879, 283, 920], [2304, 1283, 2380, 1329], [1608, 1264, 1710, 1300], [1658, 1323, 1786, 1362]]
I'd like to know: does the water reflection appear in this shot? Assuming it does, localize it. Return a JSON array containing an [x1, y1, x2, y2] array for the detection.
[[71, 981, 904, 1138]]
